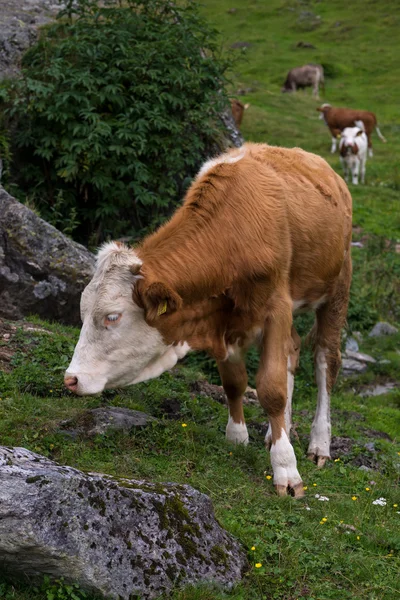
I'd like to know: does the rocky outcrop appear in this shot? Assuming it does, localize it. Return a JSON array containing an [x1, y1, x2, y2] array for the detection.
[[369, 322, 399, 337], [0, 186, 95, 325], [59, 407, 156, 438], [0, 447, 247, 599], [0, 0, 59, 80]]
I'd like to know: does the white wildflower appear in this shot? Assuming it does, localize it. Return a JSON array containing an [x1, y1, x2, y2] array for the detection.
[[315, 494, 329, 502], [372, 497, 387, 506]]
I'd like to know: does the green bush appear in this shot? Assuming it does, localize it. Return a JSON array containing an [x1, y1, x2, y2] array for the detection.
[[3, 0, 231, 243]]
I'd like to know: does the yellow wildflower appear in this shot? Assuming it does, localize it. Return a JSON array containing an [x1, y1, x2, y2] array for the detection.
[[351, 496, 357, 501], [255, 563, 262, 568], [266, 475, 272, 480], [181, 423, 187, 428], [251, 546, 256, 551], [365, 487, 370, 491], [313, 483, 317, 487], [303, 486, 308, 491], [357, 536, 360, 540], [393, 504, 398, 508], [322, 517, 327, 522], [334, 458, 340, 462]]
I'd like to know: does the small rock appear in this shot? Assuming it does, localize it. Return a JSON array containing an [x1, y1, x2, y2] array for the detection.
[[296, 41, 316, 49], [341, 359, 368, 375], [364, 442, 376, 453], [227, 8, 237, 13], [378, 359, 391, 365], [359, 465, 372, 472], [345, 337, 359, 352], [359, 383, 397, 398], [345, 350, 376, 364], [369, 322, 399, 337], [60, 407, 155, 437]]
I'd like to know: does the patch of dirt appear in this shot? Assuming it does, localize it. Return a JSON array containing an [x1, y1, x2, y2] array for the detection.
[[190, 380, 227, 404], [359, 427, 392, 441], [330, 436, 356, 458], [158, 398, 182, 420], [0, 317, 53, 373], [332, 409, 365, 422]]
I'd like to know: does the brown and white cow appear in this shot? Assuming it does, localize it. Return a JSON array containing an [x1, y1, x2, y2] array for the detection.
[[65, 143, 352, 497], [230, 98, 250, 129], [317, 103, 386, 156], [282, 64, 324, 98]]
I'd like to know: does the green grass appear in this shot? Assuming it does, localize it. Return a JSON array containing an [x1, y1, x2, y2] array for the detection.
[[1, 1, 400, 599]]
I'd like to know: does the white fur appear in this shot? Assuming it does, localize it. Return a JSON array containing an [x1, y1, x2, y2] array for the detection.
[[226, 417, 249, 445], [270, 429, 302, 488], [265, 357, 294, 446], [292, 296, 326, 314], [66, 243, 187, 395], [226, 339, 242, 363], [331, 137, 338, 153], [308, 347, 331, 458], [339, 126, 368, 185], [197, 149, 246, 179]]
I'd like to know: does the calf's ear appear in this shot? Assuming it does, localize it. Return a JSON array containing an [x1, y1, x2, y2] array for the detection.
[[141, 281, 182, 323]]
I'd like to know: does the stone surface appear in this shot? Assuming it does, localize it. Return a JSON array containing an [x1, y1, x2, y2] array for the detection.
[[0, 186, 95, 325], [341, 358, 368, 376], [344, 350, 376, 364], [345, 337, 359, 352], [359, 382, 397, 398], [0, 447, 247, 599], [60, 407, 156, 437], [0, 0, 60, 79], [369, 322, 399, 337]]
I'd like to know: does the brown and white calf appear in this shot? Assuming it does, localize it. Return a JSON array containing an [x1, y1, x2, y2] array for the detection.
[[65, 143, 352, 497], [339, 125, 368, 185], [317, 104, 386, 156], [282, 64, 324, 98]]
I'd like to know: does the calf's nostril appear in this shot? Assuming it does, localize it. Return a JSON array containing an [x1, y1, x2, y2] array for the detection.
[[64, 375, 78, 390]]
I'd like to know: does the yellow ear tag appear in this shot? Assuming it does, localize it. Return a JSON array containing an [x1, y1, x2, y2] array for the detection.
[[157, 301, 168, 316]]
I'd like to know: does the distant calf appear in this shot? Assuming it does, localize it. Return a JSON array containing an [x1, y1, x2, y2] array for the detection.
[[317, 104, 386, 156], [282, 64, 324, 98], [230, 99, 250, 129], [339, 125, 368, 185]]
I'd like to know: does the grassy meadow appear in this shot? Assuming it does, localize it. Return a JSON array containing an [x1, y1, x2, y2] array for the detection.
[[0, 1, 400, 599]]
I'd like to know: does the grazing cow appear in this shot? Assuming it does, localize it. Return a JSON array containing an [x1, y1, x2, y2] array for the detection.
[[339, 125, 368, 185], [65, 143, 352, 497], [230, 98, 250, 129], [282, 64, 324, 98], [317, 103, 386, 156]]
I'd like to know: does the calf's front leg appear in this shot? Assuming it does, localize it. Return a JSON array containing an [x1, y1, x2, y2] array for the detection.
[[257, 299, 303, 497], [217, 357, 249, 445]]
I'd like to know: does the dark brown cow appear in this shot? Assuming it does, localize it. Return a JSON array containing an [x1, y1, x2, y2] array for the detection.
[[282, 64, 324, 98], [317, 104, 386, 156], [65, 143, 352, 497]]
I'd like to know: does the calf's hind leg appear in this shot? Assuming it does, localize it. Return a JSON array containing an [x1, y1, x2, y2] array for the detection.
[[307, 259, 352, 467], [257, 297, 303, 497], [217, 358, 249, 445]]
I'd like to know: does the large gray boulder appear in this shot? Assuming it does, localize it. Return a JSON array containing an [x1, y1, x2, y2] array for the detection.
[[0, 186, 95, 325], [0, 447, 247, 599]]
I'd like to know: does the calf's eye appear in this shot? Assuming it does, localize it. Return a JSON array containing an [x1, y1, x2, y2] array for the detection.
[[104, 313, 122, 326]]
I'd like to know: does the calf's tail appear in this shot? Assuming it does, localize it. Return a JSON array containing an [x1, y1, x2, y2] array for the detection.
[[375, 125, 387, 143]]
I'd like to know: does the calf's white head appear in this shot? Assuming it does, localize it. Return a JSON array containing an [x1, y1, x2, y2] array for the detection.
[[64, 242, 188, 396]]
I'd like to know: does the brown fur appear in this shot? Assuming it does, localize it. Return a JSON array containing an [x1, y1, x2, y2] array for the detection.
[[133, 143, 352, 455], [317, 105, 385, 150], [230, 98, 249, 129]]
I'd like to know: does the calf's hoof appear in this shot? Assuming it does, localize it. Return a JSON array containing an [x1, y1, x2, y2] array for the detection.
[[307, 453, 330, 468], [275, 482, 304, 498]]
